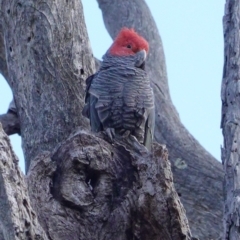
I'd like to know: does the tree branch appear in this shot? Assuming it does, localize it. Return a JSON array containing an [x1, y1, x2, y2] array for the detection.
[[0, 99, 20, 135], [0, 123, 47, 239], [96, 0, 223, 239], [27, 129, 192, 240], [0, 111, 20, 135]]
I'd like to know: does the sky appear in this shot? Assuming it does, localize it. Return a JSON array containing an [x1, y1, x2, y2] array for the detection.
[[0, 1, 225, 172]]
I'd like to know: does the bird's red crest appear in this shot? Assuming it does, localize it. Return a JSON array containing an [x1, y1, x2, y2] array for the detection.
[[109, 28, 149, 56]]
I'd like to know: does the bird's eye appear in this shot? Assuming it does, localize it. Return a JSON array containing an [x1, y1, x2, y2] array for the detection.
[[126, 44, 132, 49]]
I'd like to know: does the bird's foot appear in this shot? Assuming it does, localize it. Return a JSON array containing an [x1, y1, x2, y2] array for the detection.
[[119, 129, 131, 138], [104, 128, 115, 143]]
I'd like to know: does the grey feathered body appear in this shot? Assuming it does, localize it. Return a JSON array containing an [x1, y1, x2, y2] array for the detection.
[[82, 51, 155, 150]]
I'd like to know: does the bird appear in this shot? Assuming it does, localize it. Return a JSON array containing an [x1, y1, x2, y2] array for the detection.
[[82, 28, 155, 150]]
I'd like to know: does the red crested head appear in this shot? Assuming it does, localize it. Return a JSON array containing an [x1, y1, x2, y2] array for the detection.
[[109, 28, 149, 56]]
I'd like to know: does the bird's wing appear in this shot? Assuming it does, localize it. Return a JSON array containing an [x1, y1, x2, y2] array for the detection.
[[82, 74, 95, 118], [82, 74, 103, 132], [143, 107, 155, 151], [89, 68, 125, 129]]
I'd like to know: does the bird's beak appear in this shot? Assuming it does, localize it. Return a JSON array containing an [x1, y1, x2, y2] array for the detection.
[[135, 50, 147, 69], [139, 49, 147, 60]]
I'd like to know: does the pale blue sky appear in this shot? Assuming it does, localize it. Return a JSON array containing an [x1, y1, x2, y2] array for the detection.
[[0, 1, 224, 172]]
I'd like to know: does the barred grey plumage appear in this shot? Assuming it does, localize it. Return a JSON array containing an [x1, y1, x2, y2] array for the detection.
[[83, 50, 154, 150]]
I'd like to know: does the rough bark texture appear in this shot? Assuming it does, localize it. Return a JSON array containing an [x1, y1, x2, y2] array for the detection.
[[0, 123, 48, 240], [1, 19, 19, 136], [0, 0, 95, 172], [96, 0, 224, 239], [0, 22, 8, 80], [0, 100, 20, 135], [0, 111, 20, 135], [27, 129, 192, 240], [221, 0, 240, 239]]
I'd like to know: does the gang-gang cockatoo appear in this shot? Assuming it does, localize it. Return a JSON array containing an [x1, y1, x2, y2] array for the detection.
[[82, 28, 155, 150]]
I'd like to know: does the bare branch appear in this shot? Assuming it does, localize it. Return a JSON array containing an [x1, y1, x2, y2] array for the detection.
[[0, 111, 20, 135], [0, 99, 20, 135], [0, 123, 48, 239], [96, 0, 223, 238]]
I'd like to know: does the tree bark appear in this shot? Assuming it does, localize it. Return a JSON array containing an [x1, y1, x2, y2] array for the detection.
[[0, 0, 95, 172], [0, 99, 20, 135], [0, 111, 20, 135], [221, 0, 240, 239], [0, 123, 47, 239], [27, 129, 192, 240], [0, 22, 8, 80], [96, 0, 223, 239]]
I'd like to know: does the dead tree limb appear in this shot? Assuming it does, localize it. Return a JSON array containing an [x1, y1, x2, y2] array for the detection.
[[0, 111, 20, 135], [0, 99, 20, 135]]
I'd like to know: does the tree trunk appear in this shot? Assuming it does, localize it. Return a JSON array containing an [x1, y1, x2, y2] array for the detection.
[[222, 0, 240, 239], [0, 0, 95, 172], [97, 0, 224, 239]]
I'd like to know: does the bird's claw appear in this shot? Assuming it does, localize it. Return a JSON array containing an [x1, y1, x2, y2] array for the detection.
[[105, 128, 115, 143], [119, 129, 131, 138]]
